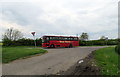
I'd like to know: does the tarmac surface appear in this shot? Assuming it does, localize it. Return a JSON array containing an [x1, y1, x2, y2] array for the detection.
[[2, 46, 106, 75]]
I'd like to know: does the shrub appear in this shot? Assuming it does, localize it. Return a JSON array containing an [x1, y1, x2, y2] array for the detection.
[[79, 40, 86, 46], [2, 39, 12, 46], [115, 45, 120, 55]]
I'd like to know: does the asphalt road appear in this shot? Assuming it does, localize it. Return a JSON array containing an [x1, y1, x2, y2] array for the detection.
[[2, 46, 106, 75]]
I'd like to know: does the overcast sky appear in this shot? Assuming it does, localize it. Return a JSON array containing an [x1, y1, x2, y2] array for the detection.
[[0, 0, 119, 40]]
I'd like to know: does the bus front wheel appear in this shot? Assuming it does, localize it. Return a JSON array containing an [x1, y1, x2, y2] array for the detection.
[[50, 44, 55, 48], [69, 44, 73, 48]]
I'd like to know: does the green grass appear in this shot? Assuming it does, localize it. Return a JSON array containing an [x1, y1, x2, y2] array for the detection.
[[2, 46, 47, 63], [79, 45, 116, 47], [95, 47, 119, 76]]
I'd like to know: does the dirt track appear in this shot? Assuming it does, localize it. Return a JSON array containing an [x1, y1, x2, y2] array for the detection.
[[60, 51, 102, 76]]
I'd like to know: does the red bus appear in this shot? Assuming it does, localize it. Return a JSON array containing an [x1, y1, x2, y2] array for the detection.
[[42, 35, 79, 48]]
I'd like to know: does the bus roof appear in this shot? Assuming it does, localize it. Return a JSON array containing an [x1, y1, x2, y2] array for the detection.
[[43, 35, 78, 38]]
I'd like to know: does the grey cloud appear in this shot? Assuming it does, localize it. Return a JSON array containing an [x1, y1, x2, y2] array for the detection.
[[0, 0, 118, 40], [2, 2, 43, 26]]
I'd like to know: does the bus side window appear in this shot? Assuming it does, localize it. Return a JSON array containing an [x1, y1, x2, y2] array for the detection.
[[57, 37, 59, 40], [66, 37, 68, 41], [46, 37, 49, 40], [59, 37, 62, 40], [71, 37, 73, 41], [52, 37, 54, 40], [64, 37, 67, 41], [54, 37, 57, 40], [56, 37, 58, 40], [68, 37, 70, 41], [62, 37, 65, 41], [54, 37, 56, 40], [76, 38, 78, 41], [62, 37, 64, 40], [73, 38, 75, 41], [50, 37, 53, 40], [74, 38, 77, 41]]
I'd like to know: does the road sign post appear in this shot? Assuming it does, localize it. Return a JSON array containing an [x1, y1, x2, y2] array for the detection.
[[31, 32, 36, 48]]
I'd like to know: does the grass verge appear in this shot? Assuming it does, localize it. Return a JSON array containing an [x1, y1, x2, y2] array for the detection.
[[95, 47, 119, 76], [2, 46, 47, 63], [79, 45, 116, 47]]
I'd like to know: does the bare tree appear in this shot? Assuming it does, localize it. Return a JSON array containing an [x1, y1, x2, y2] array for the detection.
[[2, 28, 23, 41], [80, 32, 89, 41]]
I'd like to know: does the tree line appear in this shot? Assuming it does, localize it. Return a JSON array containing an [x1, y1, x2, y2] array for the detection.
[[2, 28, 119, 46], [79, 39, 118, 46]]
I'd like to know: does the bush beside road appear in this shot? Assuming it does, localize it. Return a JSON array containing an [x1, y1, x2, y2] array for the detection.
[[2, 47, 47, 63], [95, 47, 119, 75], [115, 45, 120, 55]]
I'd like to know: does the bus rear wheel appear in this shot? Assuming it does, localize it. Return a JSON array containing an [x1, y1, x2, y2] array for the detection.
[[50, 44, 55, 48], [69, 44, 73, 48]]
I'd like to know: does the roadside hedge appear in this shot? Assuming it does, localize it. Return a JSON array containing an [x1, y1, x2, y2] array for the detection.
[[115, 45, 120, 55], [3, 38, 118, 47], [3, 38, 42, 47], [79, 39, 118, 46]]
